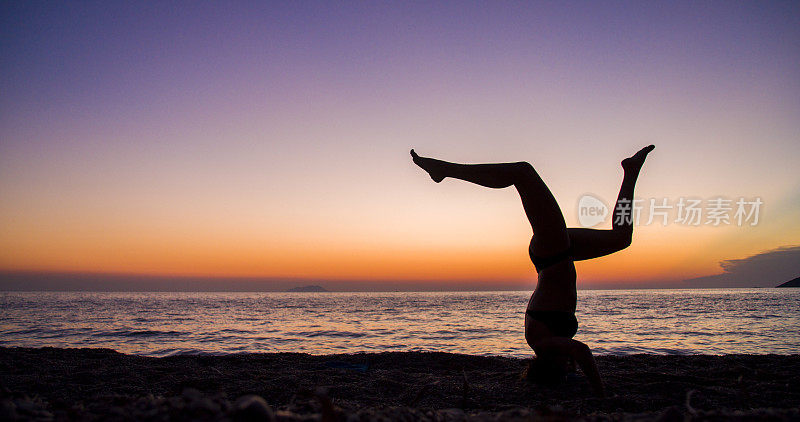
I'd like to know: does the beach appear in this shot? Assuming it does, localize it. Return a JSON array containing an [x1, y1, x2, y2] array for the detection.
[[1, 347, 798, 421]]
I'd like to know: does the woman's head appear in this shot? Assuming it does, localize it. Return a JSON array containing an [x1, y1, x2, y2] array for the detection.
[[522, 355, 569, 386]]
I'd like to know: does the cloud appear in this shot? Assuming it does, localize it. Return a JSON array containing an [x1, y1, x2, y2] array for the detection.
[[685, 245, 800, 288]]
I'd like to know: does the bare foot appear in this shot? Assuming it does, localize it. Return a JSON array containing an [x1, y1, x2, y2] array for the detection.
[[621, 145, 655, 173], [410, 149, 445, 183]]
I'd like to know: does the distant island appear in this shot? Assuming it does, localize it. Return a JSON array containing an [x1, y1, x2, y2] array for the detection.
[[776, 277, 800, 288], [287, 285, 328, 292]]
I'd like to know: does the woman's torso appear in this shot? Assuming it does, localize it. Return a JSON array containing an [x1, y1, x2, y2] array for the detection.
[[525, 260, 579, 345], [527, 260, 577, 313]]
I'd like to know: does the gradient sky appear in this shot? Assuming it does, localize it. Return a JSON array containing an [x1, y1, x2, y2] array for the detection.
[[1, 1, 799, 289]]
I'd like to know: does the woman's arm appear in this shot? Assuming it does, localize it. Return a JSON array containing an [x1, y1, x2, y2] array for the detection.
[[534, 337, 605, 396], [569, 340, 604, 396]]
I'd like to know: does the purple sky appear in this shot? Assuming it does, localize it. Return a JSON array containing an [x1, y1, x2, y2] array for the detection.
[[1, 2, 799, 289]]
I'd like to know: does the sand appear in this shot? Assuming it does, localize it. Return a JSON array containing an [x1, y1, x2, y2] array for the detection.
[[1, 347, 798, 421]]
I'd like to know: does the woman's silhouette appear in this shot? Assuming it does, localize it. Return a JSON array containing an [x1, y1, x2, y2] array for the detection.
[[411, 145, 655, 396]]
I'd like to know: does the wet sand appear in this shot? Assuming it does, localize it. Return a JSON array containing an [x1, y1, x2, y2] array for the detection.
[[1, 347, 798, 421]]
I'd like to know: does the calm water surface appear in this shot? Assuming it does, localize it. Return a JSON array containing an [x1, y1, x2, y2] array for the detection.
[[1, 289, 798, 357]]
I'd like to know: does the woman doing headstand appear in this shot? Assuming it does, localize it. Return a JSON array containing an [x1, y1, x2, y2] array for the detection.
[[411, 145, 655, 396]]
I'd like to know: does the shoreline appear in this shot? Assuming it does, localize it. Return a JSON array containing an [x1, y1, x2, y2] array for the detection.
[[1, 347, 799, 421]]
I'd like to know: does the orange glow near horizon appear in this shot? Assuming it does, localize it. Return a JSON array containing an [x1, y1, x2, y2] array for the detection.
[[2, 215, 783, 286], [1, 178, 797, 287]]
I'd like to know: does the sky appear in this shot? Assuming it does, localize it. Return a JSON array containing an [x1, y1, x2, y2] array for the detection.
[[1, 1, 799, 290]]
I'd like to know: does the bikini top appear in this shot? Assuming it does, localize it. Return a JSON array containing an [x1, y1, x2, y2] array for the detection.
[[529, 245, 572, 273]]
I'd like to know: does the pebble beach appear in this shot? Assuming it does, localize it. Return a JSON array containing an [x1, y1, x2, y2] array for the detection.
[[2, 347, 798, 421]]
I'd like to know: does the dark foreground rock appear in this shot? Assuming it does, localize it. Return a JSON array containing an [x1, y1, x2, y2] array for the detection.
[[0, 347, 798, 421]]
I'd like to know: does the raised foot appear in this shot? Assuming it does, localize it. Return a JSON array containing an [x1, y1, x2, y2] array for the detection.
[[621, 145, 655, 173], [410, 149, 445, 183]]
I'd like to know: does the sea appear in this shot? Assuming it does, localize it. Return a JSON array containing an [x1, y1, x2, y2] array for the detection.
[[1, 289, 798, 358]]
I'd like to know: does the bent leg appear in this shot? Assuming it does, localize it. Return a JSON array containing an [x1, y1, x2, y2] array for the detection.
[[568, 145, 654, 261], [411, 150, 569, 256], [568, 228, 630, 261]]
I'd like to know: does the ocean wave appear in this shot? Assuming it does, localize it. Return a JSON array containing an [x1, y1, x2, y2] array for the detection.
[[2, 289, 798, 357], [89, 329, 188, 338]]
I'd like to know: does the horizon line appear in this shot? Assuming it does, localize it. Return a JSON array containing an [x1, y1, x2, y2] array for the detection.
[[2, 269, 787, 290]]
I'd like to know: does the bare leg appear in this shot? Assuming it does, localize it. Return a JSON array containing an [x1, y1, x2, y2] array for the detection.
[[569, 145, 654, 261], [411, 149, 569, 256]]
